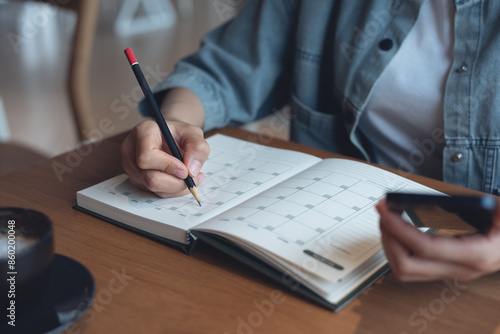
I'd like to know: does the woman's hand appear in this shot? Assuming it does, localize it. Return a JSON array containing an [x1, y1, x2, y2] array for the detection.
[[120, 120, 210, 198], [376, 198, 500, 282]]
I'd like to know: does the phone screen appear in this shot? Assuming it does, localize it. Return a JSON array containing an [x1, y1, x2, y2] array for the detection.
[[385, 193, 497, 233]]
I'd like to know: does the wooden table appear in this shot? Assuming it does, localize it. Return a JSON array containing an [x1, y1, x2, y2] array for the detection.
[[1, 127, 499, 334]]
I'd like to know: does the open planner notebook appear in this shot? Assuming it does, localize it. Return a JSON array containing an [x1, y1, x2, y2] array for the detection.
[[76, 134, 440, 311]]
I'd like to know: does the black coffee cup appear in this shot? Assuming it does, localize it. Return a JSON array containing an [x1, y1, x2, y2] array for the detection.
[[0, 208, 54, 320]]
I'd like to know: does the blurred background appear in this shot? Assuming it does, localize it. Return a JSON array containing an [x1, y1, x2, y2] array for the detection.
[[0, 0, 289, 176]]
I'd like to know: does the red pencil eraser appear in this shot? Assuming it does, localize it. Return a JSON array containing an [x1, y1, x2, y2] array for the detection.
[[124, 48, 138, 65]]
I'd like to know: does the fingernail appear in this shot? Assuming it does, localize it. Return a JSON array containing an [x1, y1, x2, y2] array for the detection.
[[188, 160, 202, 177], [174, 169, 188, 179]]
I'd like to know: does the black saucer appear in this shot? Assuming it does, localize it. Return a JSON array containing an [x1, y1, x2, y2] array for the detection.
[[1, 254, 95, 334]]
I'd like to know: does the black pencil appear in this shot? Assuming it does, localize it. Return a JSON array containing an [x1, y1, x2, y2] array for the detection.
[[124, 47, 201, 206]]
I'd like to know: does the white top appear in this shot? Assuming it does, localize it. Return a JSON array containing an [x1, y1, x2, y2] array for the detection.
[[358, 0, 455, 180]]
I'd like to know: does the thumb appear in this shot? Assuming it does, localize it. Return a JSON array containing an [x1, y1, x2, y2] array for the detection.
[[166, 121, 210, 177], [177, 131, 210, 178], [184, 140, 210, 178]]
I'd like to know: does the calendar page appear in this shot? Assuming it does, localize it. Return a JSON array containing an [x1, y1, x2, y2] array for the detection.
[[76, 134, 321, 243], [196, 158, 442, 282]]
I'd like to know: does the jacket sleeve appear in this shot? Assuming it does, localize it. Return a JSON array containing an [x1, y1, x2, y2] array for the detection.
[[140, 0, 298, 131]]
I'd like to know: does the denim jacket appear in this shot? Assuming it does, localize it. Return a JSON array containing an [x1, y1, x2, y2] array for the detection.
[[146, 0, 500, 194]]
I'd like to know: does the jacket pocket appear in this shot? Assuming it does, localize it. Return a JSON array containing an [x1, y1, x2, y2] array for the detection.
[[290, 94, 361, 158]]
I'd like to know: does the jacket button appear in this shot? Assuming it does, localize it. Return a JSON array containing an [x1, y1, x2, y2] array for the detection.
[[451, 152, 463, 162], [378, 39, 394, 51], [456, 64, 468, 73]]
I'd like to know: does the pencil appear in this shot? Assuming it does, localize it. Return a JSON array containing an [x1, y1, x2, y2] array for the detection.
[[124, 47, 201, 206]]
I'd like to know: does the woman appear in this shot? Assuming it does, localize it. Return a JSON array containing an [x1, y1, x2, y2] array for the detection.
[[121, 0, 500, 282]]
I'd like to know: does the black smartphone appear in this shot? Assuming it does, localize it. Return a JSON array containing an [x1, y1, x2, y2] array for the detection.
[[385, 193, 498, 233]]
